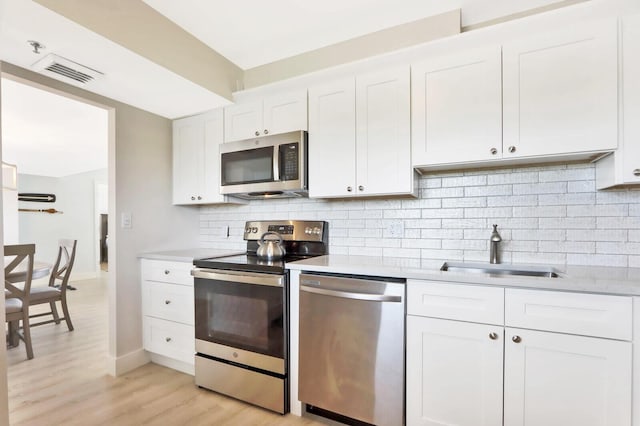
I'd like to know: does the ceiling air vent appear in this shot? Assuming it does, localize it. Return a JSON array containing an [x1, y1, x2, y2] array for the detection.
[[32, 54, 104, 85]]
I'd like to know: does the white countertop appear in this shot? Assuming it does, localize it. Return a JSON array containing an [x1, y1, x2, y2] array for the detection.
[[287, 255, 640, 296], [138, 248, 244, 262]]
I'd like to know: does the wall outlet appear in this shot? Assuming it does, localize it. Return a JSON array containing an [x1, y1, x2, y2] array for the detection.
[[121, 212, 132, 229]]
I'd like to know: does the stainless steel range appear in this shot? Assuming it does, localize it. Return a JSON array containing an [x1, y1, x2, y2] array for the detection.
[[191, 220, 328, 414]]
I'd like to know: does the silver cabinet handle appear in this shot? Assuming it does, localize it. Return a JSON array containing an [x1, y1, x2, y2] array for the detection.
[[191, 196, 195, 200], [264, 129, 269, 135], [164, 300, 171, 305], [512, 335, 522, 343], [164, 270, 170, 275], [508, 146, 516, 153], [300, 284, 402, 303], [347, 186, 353, 192], [490, 147, 498, 155], [165, 337, 172, 342], [489, 332, 498, 340], [255, 131, 260, 136], [197, 196, 202, 200], [358, 185, 364, 191], [633, 169, 640, 177]]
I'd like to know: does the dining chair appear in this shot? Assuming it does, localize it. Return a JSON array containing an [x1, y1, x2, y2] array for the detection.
[[4, 243, 36, 360], [29, 239, 77, 331]]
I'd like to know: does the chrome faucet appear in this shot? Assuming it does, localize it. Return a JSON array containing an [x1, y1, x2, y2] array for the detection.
[[490, 224, 502, 264]]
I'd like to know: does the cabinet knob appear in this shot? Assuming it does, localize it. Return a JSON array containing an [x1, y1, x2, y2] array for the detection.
[[490, 147, 498, 155], [633, 169, 640, 177], [255, 131, 260, 136], [264, 129, 269, 135], [165, 337, 172, 342], [508, 146, 516, 153], [347, 186, 353, 192], [512, 335, 522, 343], [164, 300, 171, 305], [191, 196, 196, 200], [164, 270, 170, 275], [197, 196, 202, 200], [489, 332, 498, 340], [358, 185, 364, 191]]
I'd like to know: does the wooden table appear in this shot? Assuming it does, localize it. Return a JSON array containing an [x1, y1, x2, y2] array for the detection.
[[5, 260, 52, 284]]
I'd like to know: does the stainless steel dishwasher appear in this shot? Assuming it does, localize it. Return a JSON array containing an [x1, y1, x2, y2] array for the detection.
[[299, 272, 405, 426]]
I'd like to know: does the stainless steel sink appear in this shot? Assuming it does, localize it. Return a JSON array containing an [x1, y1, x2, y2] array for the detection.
[[440, 261, 561, 278]]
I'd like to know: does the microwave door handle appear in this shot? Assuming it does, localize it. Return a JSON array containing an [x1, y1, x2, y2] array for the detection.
[[273, 145, 280, 181]]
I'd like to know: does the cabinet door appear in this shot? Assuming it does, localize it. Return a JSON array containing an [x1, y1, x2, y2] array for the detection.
[[263, 90, 307, 136], [412, 46, 502, 166], [201, 109, 226, 203], [223, 100, 262, 142], [407, 316, 503, 426], [504, 328, 632, 426], [356, 67, 412, 196], [172, 114, 203, 205], [308, 78, 357, 198], [503, 20, 618, 158], [621, 14, 640, 183]]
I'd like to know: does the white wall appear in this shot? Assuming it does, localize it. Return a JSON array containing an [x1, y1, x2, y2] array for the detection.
[[1, 62, 201, 378], [2, 188, 18, 244], [18, 169, 107, 279], [199, 163, 640, 269], [0, 59, 10, 426]]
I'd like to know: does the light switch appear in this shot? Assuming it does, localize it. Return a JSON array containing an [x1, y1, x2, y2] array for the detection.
[[121, 212, 132, 229]]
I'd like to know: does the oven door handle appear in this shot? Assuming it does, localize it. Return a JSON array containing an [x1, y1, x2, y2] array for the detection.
[[300, 284, 402, 302], [192, 268, 284, 287]]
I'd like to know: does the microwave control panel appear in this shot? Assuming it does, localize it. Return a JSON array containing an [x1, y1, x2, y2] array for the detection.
[[279, 143, 299, 181]]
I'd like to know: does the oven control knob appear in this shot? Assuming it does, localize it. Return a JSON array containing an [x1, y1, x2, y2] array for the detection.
[[252, 227, 258, 233], [305, 227, 311, 234], [313, 227, 321, 235]]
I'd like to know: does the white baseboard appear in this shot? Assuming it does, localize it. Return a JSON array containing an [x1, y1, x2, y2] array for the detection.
[[150, 353, 194, 376], [107, 348, 150, 376]]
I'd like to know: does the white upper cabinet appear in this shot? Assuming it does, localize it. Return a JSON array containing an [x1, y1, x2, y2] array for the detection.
[[309, 68, 415, 198], [356, 68, 413, 196], [503, 20, 618, 158], [224, 90, 307, 142], [596, 14, 640, 189], [173, 109, 242, 205], [308, 78, 357, 198], [412, 46, 503, 167]]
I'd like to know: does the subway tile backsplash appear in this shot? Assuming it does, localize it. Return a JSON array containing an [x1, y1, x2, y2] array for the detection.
[[199, 163, 640, 268]]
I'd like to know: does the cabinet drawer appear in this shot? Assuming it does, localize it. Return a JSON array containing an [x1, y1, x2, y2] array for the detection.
[[142, 281, 194, 325], [143, 317, 195, 364], [408, 280, 504, 325], [141, 259, 193, 286], [505, 289, 632, 340]]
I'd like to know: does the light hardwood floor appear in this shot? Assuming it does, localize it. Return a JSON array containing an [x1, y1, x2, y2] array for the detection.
[[7, 275, 325, 426]]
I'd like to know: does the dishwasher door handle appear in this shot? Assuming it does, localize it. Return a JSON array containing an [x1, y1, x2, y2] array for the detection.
[[300, 284, 402, 302]]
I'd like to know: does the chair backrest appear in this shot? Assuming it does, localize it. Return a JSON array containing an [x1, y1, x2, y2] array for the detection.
[[49, 239, 77, 290], [4, 243, 36, 301]]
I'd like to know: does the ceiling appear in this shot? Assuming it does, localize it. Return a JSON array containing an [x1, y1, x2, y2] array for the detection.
[[142, 0, 570, 69], [1, 77, 108, 177], [0, 0, 578, 178]]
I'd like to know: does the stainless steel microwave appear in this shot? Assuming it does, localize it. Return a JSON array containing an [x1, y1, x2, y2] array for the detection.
[[220, 130, 308, 200]]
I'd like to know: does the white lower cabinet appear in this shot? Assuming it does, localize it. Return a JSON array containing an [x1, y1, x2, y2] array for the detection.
[[407, 280, 633, 426], [406, 316, 504, 426], [141, 259, 195, 374], [504, 327, 631, 426]]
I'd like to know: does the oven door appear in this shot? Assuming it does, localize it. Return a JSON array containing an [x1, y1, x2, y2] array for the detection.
[[192, 268, 288, 375]]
